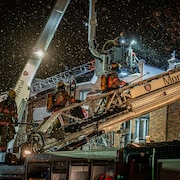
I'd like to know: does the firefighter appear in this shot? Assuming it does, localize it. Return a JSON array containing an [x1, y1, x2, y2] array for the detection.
[[49, 82, 76, 138], [114, 31, 127, 47], [0, 90, 18, 152], [52, 82, 76, 112], [107, 63, 127, 90]]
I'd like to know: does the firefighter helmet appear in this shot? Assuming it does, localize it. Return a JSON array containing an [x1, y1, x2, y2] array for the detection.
[[8, 90, 16, 98], [57, 82, 65, 90], [111, 63, 122, 69], [111, 63, 118, 69]]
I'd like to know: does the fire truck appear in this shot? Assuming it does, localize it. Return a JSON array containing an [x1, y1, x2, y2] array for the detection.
[[0, 0, 180, 179]]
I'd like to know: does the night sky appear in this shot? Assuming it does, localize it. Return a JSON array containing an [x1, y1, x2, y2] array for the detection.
[[0, 0, 179, 93]]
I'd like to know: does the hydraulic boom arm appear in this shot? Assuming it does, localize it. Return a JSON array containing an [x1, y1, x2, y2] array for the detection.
[[7, 0, 71, 152], [14, 0, 71, 123]]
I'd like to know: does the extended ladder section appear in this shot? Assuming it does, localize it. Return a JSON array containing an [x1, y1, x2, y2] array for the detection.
[[27, 68, 180, 152], [30, 60, 95, 97]]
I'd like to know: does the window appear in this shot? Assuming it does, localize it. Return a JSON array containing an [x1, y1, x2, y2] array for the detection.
[[135, 117, 149, 142], [120, 122, 130, 146]]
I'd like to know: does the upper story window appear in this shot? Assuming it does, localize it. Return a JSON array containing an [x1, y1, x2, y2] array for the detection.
[[135, 117, 149, 142]]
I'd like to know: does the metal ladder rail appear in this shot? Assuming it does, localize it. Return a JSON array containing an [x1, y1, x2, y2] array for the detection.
[[30, 60, 95, 96]]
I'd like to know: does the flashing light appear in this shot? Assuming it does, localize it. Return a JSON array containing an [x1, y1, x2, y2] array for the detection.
[[120, 38, 126, 44], [24, 150, 31, 155], [21, 143, 32, 159], [33, 49, 45, 58]]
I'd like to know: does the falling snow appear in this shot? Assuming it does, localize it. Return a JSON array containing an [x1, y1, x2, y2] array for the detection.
[[0, 0, 179, 93]]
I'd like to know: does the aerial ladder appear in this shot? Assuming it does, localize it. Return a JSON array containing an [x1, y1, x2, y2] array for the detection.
[[23, 67, 180, 152]]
